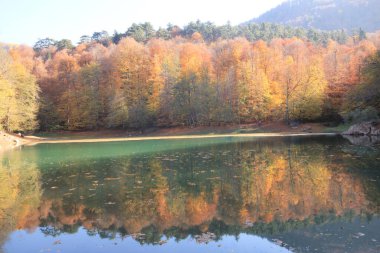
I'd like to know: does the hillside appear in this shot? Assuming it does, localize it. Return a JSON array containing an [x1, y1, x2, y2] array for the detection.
[[249, 0, 380, 32]]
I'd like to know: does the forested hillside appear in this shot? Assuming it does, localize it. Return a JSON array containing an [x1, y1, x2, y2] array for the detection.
[[107, 21, 350, 45], [1, 25, 380, 132], [251, 0, 380, 32]]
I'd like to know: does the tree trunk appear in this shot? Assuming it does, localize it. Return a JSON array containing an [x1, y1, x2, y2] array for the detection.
[[286, 87, 290, 125]]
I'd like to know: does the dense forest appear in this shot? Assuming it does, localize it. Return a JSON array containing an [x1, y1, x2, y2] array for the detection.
[[34, 21, 354, 47], [1, 21, 380, 132]]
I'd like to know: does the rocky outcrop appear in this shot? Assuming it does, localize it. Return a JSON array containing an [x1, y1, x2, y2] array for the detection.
[[342, 121, 380, 136], [343, 135, 380, 146]]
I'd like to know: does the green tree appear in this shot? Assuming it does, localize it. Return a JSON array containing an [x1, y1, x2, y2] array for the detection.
[[33, 38, 56, 52], [55, 39, 74, 51]]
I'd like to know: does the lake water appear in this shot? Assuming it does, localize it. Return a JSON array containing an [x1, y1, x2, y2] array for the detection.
[[0, 136, 379, 253]]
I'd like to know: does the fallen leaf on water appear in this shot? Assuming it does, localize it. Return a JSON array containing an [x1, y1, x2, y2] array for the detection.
[[104, 177, 121, 181]]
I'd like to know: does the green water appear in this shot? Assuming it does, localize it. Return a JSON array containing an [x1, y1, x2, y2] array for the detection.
[[0, 136, 379, 253]]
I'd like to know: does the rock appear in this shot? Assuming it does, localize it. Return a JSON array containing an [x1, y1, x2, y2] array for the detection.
[[342, 121, 380, 136], [343, 135, 380, 146], [302, 126, 312, 132], [0, 131, 25, 152]]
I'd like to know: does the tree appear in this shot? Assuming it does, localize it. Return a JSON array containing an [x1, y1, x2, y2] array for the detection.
[[107, 91, 128, 128], [343, 51, 380, 115], [0, 49, 39, 131], [126, 23, 156, 43], [92, 31, 111, 46], [291, 58, 327, 120], [171, 42, 213, 126], [112, 30, 125, 44], [55, 39, 74, 51], [33, 38, 56, 52], [79, 35, 92, 44], [281, 39, 327, 122], [156, 27, 171, 40], [53, 51, 80, 129], [75, 63, 102, 129], [109, 38, 151, 129]]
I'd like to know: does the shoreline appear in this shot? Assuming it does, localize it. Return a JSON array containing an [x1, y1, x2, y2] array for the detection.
[[0, 131, 30, 152], [2, 122, 343, 150], [26, 132, 338, 145]]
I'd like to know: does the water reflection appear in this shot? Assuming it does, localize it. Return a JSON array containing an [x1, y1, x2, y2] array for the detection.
[[0, 150, 41, 248], [0, 136, 379, 252]]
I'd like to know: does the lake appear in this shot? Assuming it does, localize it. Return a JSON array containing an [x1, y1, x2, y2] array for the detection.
[[0, 135, 379, 253]]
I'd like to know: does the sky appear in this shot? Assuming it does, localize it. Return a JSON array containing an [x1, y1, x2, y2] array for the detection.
[[0, 0, 286, 45]]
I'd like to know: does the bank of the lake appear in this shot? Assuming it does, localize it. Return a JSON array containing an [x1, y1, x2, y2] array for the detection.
[[31, 132, 338, 145], [1, 122, 344, 149], [25, 123, 338, 145]]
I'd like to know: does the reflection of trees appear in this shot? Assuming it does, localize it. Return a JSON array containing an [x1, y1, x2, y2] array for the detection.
[[235, 142, 368, 226], [0, 151, 41, 247], [339, 143, 380, 213], [1, 137, 379, 245]]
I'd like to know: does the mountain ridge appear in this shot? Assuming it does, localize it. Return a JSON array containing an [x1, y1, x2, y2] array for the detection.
[[248, 0, 380, 32]]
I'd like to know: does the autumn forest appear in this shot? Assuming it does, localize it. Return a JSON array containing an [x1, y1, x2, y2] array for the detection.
[[1, 22, 380, 132], [2, 1, 380, 250]]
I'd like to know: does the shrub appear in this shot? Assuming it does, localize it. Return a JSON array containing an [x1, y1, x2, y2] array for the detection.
[[343, 107, 379, 124]]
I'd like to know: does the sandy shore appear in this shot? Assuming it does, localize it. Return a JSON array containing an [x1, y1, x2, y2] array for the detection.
[[0, 132, 30, 152], [2, 122, 340, 149]]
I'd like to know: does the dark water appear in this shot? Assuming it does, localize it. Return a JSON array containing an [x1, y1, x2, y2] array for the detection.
[[0, 136, 379, 253]]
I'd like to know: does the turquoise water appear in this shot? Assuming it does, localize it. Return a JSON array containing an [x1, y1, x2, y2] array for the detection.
[[0, 136, 379, 252]]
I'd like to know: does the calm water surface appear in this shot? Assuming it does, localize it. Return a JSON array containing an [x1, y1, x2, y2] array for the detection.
[[0, 136, 379, 253]]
